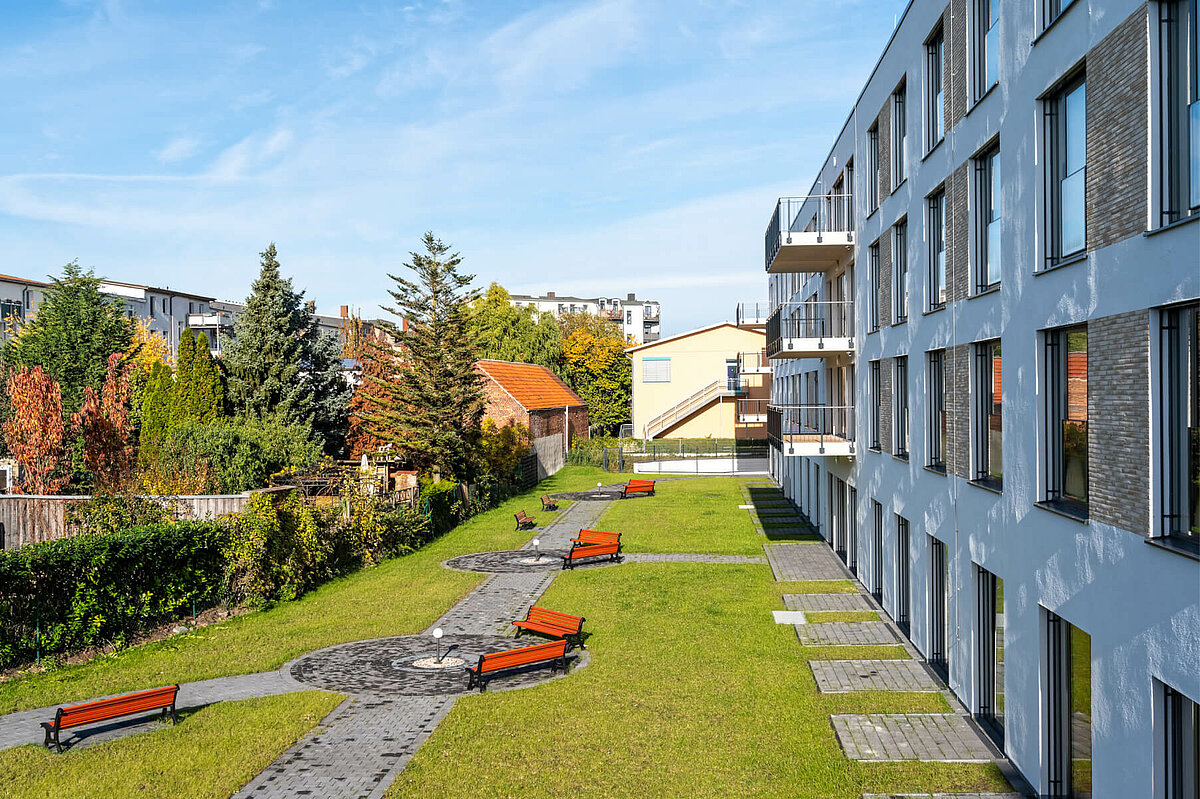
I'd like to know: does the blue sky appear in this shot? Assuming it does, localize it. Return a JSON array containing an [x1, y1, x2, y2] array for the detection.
[[0, 0, 898, 335]]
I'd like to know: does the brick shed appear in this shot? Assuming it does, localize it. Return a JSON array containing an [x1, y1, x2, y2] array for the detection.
[[475, 360, 590, 447]]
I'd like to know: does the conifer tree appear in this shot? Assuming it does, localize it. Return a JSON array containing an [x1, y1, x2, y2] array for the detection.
[[190, 333, 225, 421], [359, 233, 484, 480], [305, 329, 352, 456], [172, 328, 197, 428], [138, 362, 174, 466]]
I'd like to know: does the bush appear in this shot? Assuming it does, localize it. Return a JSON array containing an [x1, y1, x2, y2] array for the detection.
[[64, 492, 178, 535], [0, 523, 228, 668], [151, 417, 322, 494]]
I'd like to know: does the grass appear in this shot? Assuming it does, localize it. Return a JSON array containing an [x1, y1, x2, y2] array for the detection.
[[806, 611, 881, 623], [0, 691, 343, 799], [387, 562, 1009, 798], [596, 478, 762, 555], [0, 466, 611, 714], [776, 580, 859, 594]]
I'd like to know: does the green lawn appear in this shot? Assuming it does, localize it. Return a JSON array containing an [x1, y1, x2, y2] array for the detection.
[[0, 466, 610, 714], [387, 562, 1010, 798], [0, 691, 343, 799], [597, 477, 762, 555]]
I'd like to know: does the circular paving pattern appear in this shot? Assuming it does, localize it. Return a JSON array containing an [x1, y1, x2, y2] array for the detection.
[[443, 549, 566, 573], [289, 633, 587, 695]]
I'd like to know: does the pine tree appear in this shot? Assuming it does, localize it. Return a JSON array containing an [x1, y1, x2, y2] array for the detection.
[[221, 244, 312, 426], [359, 233, 485, 480], [138, 362, 174, 467], [172, 328, 197, 428]]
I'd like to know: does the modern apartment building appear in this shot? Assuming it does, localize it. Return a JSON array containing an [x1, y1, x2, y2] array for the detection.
[[508, 291, 661, 344], [750, 0, 1200, 795]]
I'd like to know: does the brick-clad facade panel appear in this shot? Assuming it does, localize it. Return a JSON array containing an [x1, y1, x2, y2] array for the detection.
[[1088, 310, 1151, 534], [945, 344, 971, 478], [880, 357, 894, 455], [1086, 7, 1149, 251], [879, 229, 894, 327], [877, 103, 892, 205], [945, 0, 968, 129], [946, 164, 970, 302]]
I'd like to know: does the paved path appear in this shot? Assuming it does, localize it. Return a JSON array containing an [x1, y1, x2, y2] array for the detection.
[[765, 542, 853, 581], [784, 593, 876, 612], [795, 621, 900, 646], [811, 660, 939, 693], [831, 714, 997, 762]]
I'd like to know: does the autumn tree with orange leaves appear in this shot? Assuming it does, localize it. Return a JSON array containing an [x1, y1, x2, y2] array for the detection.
[[3, 366, 69, 494], [73, 353, 135, 490]]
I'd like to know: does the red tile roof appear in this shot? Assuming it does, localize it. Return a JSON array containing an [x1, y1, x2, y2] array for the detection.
[[476, 360, 585, 410]]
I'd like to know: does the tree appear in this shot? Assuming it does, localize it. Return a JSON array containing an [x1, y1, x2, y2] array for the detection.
[[358, 233, 485, 480], [470, 283, 562, 370], [305, 329, 352, 456], [73, 353, 135, 489], [172, 328, 198, 429], [559, 310, 626, 342], [221, 244, 312, 426], [3, 366, 69, 494], [346, 332, 392, 458], [4, 262, 134, 417], [127, 317, 170, 375], [138, 362, 174, 467], [188, 333, 225, 422], [560, 329, 631, 434]]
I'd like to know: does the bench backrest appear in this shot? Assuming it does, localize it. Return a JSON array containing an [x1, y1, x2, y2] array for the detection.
[[525, 606, 583, 632], [478, 639, 567, 674], [57, 685, 179, 730], [569, 540, 618, 557], [515, 511, 531, 521], [576, 529, 620, 544], [625, 480, 655, 490]]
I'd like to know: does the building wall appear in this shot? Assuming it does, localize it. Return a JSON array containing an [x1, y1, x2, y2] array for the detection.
[[528, 406, 590, 444], [630, 324, 770, 439]]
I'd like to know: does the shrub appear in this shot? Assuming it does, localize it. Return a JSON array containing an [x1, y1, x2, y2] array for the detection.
[[0, 523, 228, 668], [153, 417, 322, 494], [223, 491, 327, 607]]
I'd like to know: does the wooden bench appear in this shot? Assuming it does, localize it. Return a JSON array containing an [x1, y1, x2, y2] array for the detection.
[[620, 479, 656, 498], [465, 639, 568, 692], [512, 606, 586, 649], [562, 540, 621, 569], [570, 529, 620, 547], [514, 510, 536, 530], [43, 685, 179, 753], [540, 495, 559, 511]]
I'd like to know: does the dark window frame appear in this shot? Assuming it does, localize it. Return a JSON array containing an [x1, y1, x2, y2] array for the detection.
[[974, 143, 1002, 292], [892, 81, 908, 188], [1159, 302, 1200, 552], [1158, 0, 1200, 225], [929, 537, 949, 680], [869, 242, 881, 331], [974, 0, 1000, 100], [1164, 683, 1200, 799], [895, 514, 910, 634], [928, 190, 947, 309], [894, 219, 909, 322], [1043, 72, 1088, 268], [1042, 325, 1089, 517], [895, 355, 910, 459], [870, 360, 882, 449], [868, 125, 881, 211], [973, 340, 1003, 490], [976, 567, 1005, 749], [872, 500, 884, 601], [926, 26, 946, 151], [928, 349, 947, 471]]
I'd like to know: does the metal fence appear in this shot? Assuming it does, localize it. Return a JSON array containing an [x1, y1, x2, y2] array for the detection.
[[601, 441, 769, 473]]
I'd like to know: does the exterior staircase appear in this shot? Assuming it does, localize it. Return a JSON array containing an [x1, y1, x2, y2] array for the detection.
[[643, 380, 741, 439]]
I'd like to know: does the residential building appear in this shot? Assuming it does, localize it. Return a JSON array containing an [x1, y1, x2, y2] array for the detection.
[[627, 322, 771, 440], [508, 291, 661, 344], [750, 0, 1200, 795], [475, 359, 590, 448]]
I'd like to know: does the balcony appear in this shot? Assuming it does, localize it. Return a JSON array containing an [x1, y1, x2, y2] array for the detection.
[[765, 302, 855, 359], [764, 195, 854, 273], [736, 301, 770, 328], [737, 399, 768, 423], [737, 350, 771, 374], [767, 404, 856, 457]]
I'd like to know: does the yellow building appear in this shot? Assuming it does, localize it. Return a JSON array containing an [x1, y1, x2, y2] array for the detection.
[[627, 322, 771, 440]]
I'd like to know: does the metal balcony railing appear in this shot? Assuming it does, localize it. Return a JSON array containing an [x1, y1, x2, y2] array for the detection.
[[737, 399, 768, 421], [738, 350, 769, 372], [736, 301, 771, 326], [767, 404, 856, 445], [764, 194, 854, 271], [765, 301, 855, 357]]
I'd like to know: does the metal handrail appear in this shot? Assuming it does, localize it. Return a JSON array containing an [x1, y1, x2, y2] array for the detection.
[[738, 350, 769, 372], [767, 404, 856, 443], [736, 301, 771, 326], [644, 380, 724, 439], [765, 301, 855, 355], [737, 399, 768, 419], [764, 194, 854, 271]]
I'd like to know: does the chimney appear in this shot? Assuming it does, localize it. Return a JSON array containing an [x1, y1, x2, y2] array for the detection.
[[340, 305, 349, 318], [546, 291, 555, 298], [627, 292, 635, 301]]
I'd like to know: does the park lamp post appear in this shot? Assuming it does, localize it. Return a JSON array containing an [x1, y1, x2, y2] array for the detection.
[[532, 538, 541, 561], [433, 628, 444, 663]]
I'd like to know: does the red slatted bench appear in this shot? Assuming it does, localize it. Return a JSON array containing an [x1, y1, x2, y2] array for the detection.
[[514, 510, 536, 530], [540, 495, 559, 511], [512, 606, 586, 649], [43, 685, 179, 753], [562, 539, 621, 569], [570, 529, 620, 547], [620, 479, 656, 498], [465, 639, 568, 692]]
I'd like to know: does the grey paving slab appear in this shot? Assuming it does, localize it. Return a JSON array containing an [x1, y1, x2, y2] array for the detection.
[[428, 571, 555, 636], [232, 694, 455, 799], [811, 660, 939, 692], [795, 621, 899, 646], [784, 593, 876, 612], [765, 543, 852, 581], [832, 714, 999, 762]]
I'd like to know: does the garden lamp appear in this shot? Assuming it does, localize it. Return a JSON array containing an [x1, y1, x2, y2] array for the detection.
[[532, 538, 541, 561], [433, 627, 444, 662]]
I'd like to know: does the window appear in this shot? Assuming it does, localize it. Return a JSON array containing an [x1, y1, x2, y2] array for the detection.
[[1160, 302, 1200, 551], [626, 310, 632, 325], [642, 357, 671, 383], [976, 567, 1005, 749], [1043, 0, 1076, 29], [928, 349, 947, 471], [974, 0, 999, 100], [929, 537, 949, 680], [1043, 326, 1088, 516], [1163, 684, 1200, 799], [975, 144, 1002, 291], [894, 220, 909, 322], [868, 125, 880, 211], [848, 486, 859, 573], [870, 360, 882, 449], [0, 300, 22, 322], [872, 501, 884, 601], [869, 242, 881, 331], [892, 82, 907, 188], [928, 190, 947, 308], [1044, 75, 1087, 266], [926, 27, 945, 150], [845, 159, 855, 229], [895, 515, 910, 635], [1045, 613, 1091, 798], [974, 340, 1004, 489], [895, 356, 909, 458], [1159, 0, 1200, 224]]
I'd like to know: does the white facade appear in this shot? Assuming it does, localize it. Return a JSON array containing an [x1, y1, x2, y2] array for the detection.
[[509, 291, 661, 344], [755, 0, 1200, 796]]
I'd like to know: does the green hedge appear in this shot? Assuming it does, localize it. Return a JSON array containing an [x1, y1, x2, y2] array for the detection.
[[0, 523, 229, 668]]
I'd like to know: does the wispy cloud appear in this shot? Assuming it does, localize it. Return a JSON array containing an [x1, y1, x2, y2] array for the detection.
[[154, 135, 201, 164]]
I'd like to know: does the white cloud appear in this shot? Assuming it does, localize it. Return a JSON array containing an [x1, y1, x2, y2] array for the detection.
[[207, 129, 293, 180], [154, 135, 200, 164]]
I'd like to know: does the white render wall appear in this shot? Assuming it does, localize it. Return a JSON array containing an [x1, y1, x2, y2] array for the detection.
[[765, 0, 1200, 794]]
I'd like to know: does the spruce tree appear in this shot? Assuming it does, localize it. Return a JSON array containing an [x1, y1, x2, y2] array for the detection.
[[221, 244, 312, 427], [359, 232, 484, 480], [305, 329, 352, 457]]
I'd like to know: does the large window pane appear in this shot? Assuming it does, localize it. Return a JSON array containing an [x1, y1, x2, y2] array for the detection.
[[1063, 329, 1089, 505], [1191, 100, 1200, 208], [930, 192, 946, 306], [988, 149, 1002, 284], [1162, 303, 1200, 546], [1069, 625, 1092, 797], [1060, 169, 1086, 255]]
